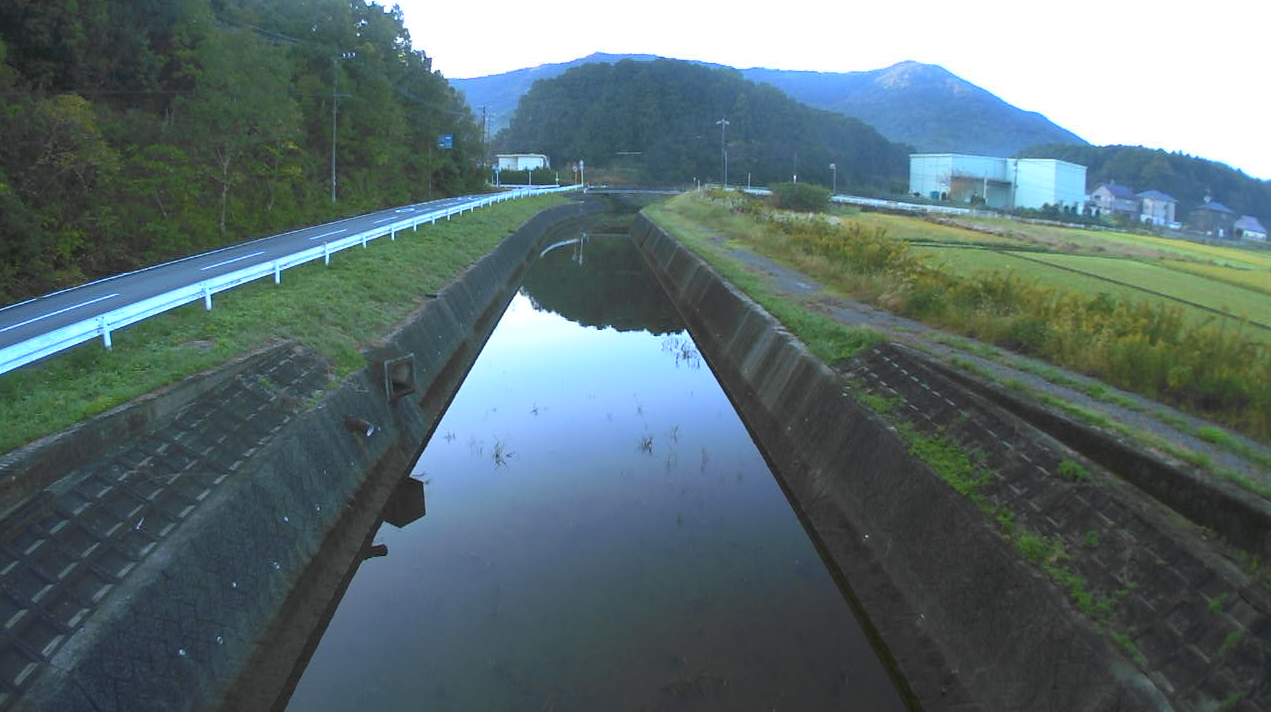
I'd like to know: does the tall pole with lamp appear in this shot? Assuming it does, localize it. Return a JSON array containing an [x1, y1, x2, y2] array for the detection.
[[830, 162, 837, 195], [331, 51, 356, 203], [715, 117, 730, 189]]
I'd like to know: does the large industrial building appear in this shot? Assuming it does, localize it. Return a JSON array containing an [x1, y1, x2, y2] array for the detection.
[[909, 154, 1087, 212]]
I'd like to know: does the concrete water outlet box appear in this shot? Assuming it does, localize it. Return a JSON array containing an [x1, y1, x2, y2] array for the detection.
[[383, 354, 416, 400]]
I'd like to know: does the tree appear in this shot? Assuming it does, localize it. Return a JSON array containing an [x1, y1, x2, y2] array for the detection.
[[0, 0, 490, 303], [500, 59, 907, 191], [771, 181, 831, 212], [175, 29, 299, 238]]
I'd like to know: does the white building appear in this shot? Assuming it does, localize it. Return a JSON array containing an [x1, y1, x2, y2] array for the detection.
[[496, 153, 550, 171], [908, 154, 1087, 212], [1235, 215, 1268, 241], [1136, 190, 1178, 226]]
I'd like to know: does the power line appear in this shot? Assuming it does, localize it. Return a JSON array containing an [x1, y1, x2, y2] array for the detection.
[[0, 90, 351, 98]]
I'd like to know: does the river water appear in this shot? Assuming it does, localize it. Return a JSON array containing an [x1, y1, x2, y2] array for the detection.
[[281, 222, 906, 711]]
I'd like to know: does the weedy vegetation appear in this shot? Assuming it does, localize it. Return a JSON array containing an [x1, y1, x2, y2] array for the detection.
[[648, 191, 1271, 442]]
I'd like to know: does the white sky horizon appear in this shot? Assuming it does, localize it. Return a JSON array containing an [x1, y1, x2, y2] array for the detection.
[[399, 0, 1271, 180]]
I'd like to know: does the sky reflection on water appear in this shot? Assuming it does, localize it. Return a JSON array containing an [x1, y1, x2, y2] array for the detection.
[[284, 235, 904, 712]]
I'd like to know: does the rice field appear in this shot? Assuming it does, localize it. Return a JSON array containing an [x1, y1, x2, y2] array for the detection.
[[1162, 260, 1271, 297], [916, 246, 1271, 339], [837, 211, 1023, 246], [957, 216, 1271, 269], [1024, 253, 1270, 324]]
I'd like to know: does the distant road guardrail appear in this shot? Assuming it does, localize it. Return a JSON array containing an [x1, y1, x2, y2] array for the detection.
[[0, 185, 580, 376], [738, 187, 987, 216]]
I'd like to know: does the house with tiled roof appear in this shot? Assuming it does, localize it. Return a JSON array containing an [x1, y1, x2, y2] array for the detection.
[[1087, 182, 1138, 218], [1187, 197, 1237, 238], [1235, 215, 1267, 241], [1136, 190, 1178, 227]]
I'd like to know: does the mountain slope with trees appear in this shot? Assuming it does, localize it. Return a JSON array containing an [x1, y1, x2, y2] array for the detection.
[[0, 0, 485, 304], [1019, 144, 1271, 224], [496, 58, 908, 191], [454, 53, 1084, 157]]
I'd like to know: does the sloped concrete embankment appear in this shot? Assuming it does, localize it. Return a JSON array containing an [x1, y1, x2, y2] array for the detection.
[[630, 213, 1170, 712], [4, 199, 600, 712]]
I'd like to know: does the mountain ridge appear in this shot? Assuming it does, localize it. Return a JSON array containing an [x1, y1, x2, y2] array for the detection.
[[451, 53, 1086, 157]]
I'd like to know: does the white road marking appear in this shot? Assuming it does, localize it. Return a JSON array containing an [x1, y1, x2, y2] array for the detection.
[[199, 250, 266, 271], [0, 293, 120, 333], [373, 216, 398, 225], [308, 229, 348, 241]]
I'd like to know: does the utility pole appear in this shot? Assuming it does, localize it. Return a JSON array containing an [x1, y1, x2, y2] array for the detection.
[[830, 162, 837, 194], [331, 52, 355, 203], [715, 117, 730, 189], [480, 106, 488, 161]]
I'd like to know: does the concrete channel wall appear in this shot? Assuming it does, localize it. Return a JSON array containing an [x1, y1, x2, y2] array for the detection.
[[630, 214, 1171, 712], [4, 199, 600, 712]]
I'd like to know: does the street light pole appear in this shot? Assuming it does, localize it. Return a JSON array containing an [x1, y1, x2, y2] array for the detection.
[[830, 162, 837, 195], [715, 117, 730, 189], [331, 52, 355, 203]]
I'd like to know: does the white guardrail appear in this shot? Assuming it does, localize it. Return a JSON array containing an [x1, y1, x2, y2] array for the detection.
[[0, 185, 581, 376], [739, 187, 986, 216]]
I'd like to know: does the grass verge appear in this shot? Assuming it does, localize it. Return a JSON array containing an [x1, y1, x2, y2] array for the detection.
[[642, 201, 883, 364], [0, 195, 569, 456]]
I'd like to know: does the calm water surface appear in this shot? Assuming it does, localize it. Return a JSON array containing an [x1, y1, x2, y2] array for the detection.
[[283, 230, 905, 711]]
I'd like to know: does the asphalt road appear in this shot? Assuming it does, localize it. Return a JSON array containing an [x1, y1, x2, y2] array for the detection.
[[0, 193, 488, 351]]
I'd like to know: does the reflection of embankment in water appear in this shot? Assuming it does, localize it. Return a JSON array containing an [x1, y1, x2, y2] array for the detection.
[[277, 213, 908, 711], [242, 472, 427, 712], [521, 227, 683, 335]]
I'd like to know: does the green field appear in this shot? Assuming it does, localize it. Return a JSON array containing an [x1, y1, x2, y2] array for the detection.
[[916, 246, 1145, 298], [1162, 260, 1271, 297], [1025, 253, 1271, 324], [842, 212, 1024, 246], [960, 216, 1271, 269], [915, 246, 1271, 340]]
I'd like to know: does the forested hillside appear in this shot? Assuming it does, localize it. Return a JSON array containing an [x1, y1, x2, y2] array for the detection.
[[496, 59, 908, 191], [0, 0, 485, 304], [1019, 144, 1271, 224], [455, 54, 1084, 158]]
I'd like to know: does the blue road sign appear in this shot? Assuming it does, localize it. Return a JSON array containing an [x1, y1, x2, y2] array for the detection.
[[437, 134, 453, 150]]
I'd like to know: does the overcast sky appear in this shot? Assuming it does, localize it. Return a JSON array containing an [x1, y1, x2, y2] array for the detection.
[[400, 0, 1270, 179]]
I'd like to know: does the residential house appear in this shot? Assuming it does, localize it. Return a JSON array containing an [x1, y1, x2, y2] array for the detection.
[[1087, 183, 1138, 219], [1187, 197, 1237, 238], [1235, 215, 1268, 241], [1136, 190, 1178, 227]]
